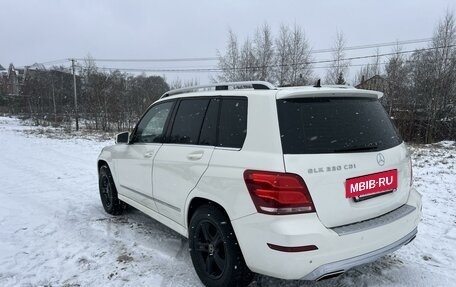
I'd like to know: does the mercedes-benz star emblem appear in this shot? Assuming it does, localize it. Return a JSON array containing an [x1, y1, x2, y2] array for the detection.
[[377, 153, 385, 166]]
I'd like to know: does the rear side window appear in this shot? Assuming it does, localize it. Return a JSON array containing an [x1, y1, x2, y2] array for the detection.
[[199, 98, 220, 146], [169, 99, 209, 144], [277, 97, 402, 154], [218, 98, 248, 148]]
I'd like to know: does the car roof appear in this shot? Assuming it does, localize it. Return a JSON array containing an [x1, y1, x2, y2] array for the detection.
[[158, 81, 383, 102]]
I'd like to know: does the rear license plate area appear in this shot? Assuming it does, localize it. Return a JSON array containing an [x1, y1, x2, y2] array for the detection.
[[345, 169, 398, 199]]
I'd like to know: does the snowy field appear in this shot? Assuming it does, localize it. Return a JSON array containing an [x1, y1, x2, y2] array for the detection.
[[0, 116, 455, 287]]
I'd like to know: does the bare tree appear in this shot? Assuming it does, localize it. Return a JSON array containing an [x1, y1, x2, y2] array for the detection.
[[325, 31, 350, 84], [253, 23, 274, 81], [274, 24, 292, 86], [288, 24, 313, 85], [354, 49, 382, 85], [169, 77, 199, 89], [217, 24, 312, 86], [273, 24, 313, 86], [239, 37, 257, 81], [217, 30, 240, 82], [420, 10, 456, 142], [384, 45, 412, 110], [371, 49, 382, 76]]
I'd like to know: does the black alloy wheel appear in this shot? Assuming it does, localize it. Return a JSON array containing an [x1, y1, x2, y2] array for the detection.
[[194, 220, 227, 279], [100, 174, 112, 209], [98, 165, 124, 215], [189, 204, 253, 287]]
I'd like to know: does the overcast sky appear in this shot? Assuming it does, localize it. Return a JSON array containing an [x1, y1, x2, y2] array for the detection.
[[1, 0, 455, 84]]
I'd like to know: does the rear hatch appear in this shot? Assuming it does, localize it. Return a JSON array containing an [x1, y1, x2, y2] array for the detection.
[[276, 94, 412, 228]]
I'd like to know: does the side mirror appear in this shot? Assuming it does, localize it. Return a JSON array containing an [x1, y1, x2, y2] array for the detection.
[[115, 132, 130, 144]]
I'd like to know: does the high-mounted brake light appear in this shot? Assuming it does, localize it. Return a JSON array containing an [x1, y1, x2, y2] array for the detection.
[[243, 170, 315, 215]]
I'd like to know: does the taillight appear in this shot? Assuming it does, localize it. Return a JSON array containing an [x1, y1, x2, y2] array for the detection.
[[243, 170, 315, 215]]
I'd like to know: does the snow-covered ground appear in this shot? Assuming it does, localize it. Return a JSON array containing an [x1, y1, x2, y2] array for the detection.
[[0, 116, 455, 287]]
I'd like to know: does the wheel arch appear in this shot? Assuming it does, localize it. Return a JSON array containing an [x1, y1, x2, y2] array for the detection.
[[186, 197, 231, 229], [97, 159, 120, 187], [97, 146, 115, 173], [186, 195, 254, 286], [97, 159, 109, 173]]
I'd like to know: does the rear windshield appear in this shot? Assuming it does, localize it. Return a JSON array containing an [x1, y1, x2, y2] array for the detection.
[[277, 97, 402, 154]]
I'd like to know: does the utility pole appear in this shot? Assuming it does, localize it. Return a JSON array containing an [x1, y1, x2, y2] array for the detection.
[[71, 59, 79, 131]]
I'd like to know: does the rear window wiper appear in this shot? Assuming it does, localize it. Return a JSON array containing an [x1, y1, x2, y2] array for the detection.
[[333, 145, 379, 153]]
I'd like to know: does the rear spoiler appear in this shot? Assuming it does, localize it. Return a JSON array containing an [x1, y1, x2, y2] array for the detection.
[[276, 89, 383, 100]]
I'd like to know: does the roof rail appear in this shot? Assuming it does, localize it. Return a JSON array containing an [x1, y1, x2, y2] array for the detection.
[[160, 81, 276, 99]]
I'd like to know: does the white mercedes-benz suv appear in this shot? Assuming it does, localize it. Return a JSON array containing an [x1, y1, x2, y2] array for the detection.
[[97, 81, 422, 287]]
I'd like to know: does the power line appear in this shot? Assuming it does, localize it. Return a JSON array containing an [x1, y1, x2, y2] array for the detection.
[[312, 38, 432, 54], [14, 59, 70, 70], [40, 59, 69, 65], [69, 37, 433, 63], [74, 56, 218, 63], [94, 63, 386, 73], [88, 44, 456, 73], [25, 37, 433, 71]]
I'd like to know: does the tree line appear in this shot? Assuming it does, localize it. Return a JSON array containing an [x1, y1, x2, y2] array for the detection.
[[0, 11, 455, 143], [362, 12, 456, 143], [1, 59, 170, 132], [216, 12, 456, 143]]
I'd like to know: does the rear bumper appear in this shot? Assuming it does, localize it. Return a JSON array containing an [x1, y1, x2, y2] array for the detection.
[[302, 227, 417, 280], [231, 188, 422, 280]]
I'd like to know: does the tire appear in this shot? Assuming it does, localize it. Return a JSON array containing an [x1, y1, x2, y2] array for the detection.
[[189, 204, 253, 287], [98, 165, 124, 215]]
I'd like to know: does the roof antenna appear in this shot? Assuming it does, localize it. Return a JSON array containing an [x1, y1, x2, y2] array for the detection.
[[313, 79, 321, 88]]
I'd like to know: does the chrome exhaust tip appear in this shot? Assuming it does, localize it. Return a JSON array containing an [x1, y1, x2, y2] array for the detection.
[[316, 270, 345, 281]]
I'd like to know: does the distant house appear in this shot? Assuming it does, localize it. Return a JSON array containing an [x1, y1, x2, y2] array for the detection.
[[7, 64, 21, 96], [355, 75, 393, 110], [355, 75, 388, 94], [356, 75, 430, 123], [0, 63, 50, 96], [26, 63, 46, 71], [0, 64, 7, 96]]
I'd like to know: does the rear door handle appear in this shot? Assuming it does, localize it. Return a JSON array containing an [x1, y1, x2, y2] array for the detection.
[[144, 150, 155, 158], [187, 151, 204, 160]]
